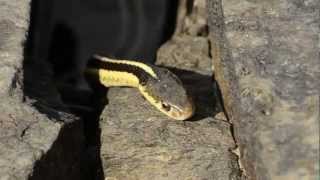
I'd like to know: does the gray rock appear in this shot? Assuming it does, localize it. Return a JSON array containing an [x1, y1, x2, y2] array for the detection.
[[100, 85, 239, 180], [0, 97, 84, 180], [157, 35, 212, 75], [174, 0, 208, 36], [208, 0, 319, 179]]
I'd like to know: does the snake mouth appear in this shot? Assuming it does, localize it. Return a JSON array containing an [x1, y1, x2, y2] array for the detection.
[[164, 97, 195, 121]]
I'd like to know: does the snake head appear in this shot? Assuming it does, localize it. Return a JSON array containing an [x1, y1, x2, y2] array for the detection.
[[139, 67, 195, 120]]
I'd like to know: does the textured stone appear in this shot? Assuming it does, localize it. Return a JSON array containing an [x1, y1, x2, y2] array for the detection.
[[157, 35, 212, 74], [174, 0, 208, 36], [100, 84, 240, 180], [208, 0, 319, 179]]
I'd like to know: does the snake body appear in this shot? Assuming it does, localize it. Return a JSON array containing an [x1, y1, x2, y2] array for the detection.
[[85, 55, 194, 120]]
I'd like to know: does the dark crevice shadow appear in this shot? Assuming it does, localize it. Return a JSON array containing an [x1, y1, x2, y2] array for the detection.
[[28, 120, 85, 180], [48, 23, 78, 82], [60, 86, 107, 180], [161, 0, 179, 45], [186, 0, 195, 15], [24, 0, 180, 179], [80, 75, 108, 180], [24, 1, 106, 179], [164, 67, 223, 121], [44, 22, 107, 180], [23, 0, 70, 121]]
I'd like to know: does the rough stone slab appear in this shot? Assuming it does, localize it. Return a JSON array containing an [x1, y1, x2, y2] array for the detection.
[[0, 75, 85, 180], [0, 98, 61, 180], [0, 0, 30, 96], [208, 0, 319, 179], [0, 98, 84, 180], [0, 42, 85, 180], [100, 85, 239, 180]]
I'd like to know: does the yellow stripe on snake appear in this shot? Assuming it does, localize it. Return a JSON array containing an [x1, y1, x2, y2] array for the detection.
[[85, 55, 194, 120]]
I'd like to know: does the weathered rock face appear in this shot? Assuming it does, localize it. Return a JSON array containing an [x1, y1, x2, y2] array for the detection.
[[102, 86, 234, 179], [157, 35, 212, 74], [0, 0, 84, 179], [0, 0, 29, 98], [99, 1, 242, 179], [100, 80, 240, 180], [208, 0, 319, 179], [175, 0, 208, 36]]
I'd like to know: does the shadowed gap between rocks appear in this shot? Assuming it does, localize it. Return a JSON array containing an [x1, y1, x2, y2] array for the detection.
[[22, 0, 181, 179]]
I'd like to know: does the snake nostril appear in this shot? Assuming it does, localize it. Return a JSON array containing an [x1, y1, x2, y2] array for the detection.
[[161, 102, 171, 111]]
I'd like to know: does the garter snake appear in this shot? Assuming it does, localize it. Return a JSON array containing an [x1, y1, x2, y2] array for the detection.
[[85, 55, 194, 120]]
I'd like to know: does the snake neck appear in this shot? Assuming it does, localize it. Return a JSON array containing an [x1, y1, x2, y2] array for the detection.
[[85, 55, 195, 120], [85, 55, 158, 88]]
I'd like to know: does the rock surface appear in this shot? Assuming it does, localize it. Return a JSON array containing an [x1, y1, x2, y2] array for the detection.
[[208, 0, 319, 179], [100, 1, 241, 179], [100, 79, 240, 180], [157, 35, 212, 75], [0, 0, 84, 179]]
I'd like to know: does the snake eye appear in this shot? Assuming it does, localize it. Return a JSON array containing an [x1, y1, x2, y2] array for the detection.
[[161, 102, 171, 111]]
